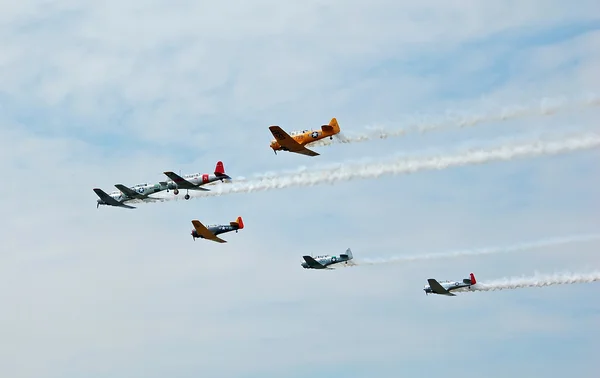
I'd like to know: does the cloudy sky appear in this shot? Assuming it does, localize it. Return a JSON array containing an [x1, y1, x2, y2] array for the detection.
[[1, 1, 599, 377]]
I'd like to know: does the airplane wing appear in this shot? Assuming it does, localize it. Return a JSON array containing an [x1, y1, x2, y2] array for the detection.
[[114, 184, 148, 199], [427, 279, 456, 296], [294, 147, 320, 157], [93, 188, 136, 209], [163, 171, 210, 191], [302, 255, 326, 269], [269, 126, 320, 157], [191, 220, 227, 243]]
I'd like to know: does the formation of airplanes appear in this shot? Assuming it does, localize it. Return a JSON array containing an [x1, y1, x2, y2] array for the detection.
[[94, 117, 340, 209], [93, 118, 487, 293], [94, 161, 231, 209]]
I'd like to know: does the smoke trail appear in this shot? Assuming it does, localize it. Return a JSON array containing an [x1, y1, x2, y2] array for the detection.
[[357, 234, 600, 265], [474, 271, 600, 292], [156, 133, 600, 201], [311, 93, 600, 146]]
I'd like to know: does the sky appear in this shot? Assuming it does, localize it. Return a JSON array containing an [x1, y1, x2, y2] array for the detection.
[[1, 1, 599, 377]]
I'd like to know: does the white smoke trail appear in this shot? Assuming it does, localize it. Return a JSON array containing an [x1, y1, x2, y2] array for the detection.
[[156, 133, 600, 201], [473, 271, 600, 292], [311, 93, 600, 146], [357, 234, 600, 265]]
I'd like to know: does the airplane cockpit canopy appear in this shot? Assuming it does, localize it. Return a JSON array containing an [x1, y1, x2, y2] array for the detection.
[[290, 129, 314, 136]]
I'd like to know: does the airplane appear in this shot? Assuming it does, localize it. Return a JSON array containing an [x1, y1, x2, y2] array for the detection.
[[163, 161, 231, 200], [94, 182, 169, 209], [423, 273, 478, 296], [301, 248, 353, 269], [191, 216, 244, 243], [269, 117, 341, 156]]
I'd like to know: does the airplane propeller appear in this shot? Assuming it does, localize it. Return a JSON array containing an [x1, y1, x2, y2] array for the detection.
[[191, 231, 196, 241], [97, 202, 99, 209]]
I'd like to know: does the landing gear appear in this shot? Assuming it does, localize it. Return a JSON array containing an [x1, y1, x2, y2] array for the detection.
[[330, 136, 333, 140], [185, 193, 190, 200]]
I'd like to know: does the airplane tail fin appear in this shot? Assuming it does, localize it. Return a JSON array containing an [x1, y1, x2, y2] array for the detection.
[[470, 273, 477, 285], [321, 117, 340, 133], [341, 248, 353, 259], [329, 117, 340, 133], [230, 216, 244, 229], [214, 161, 231, 179]]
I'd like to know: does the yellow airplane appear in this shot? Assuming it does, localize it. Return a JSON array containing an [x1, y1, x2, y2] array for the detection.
[[269, 117, 341, 156], [190, 216, 244, 243]]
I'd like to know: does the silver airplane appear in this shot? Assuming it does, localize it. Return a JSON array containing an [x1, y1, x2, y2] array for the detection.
[[301, 248, 354, 269], [191, 216, 244, 243], [164, 161, 231, 200], [94, 182, 169, 209], [423, 273, 478, 296]]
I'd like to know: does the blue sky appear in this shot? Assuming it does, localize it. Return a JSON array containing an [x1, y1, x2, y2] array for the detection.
[[1, 1, 599, 377]]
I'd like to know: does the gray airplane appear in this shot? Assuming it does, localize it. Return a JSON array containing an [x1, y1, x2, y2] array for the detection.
[[423, 273, 478, 296], [301, 248, 354, 269], [94, 182, 168, 209], [191, 216, 244, 243]]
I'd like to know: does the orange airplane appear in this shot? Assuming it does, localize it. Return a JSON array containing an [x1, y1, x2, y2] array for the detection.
[[269, 117, 341, 156]]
